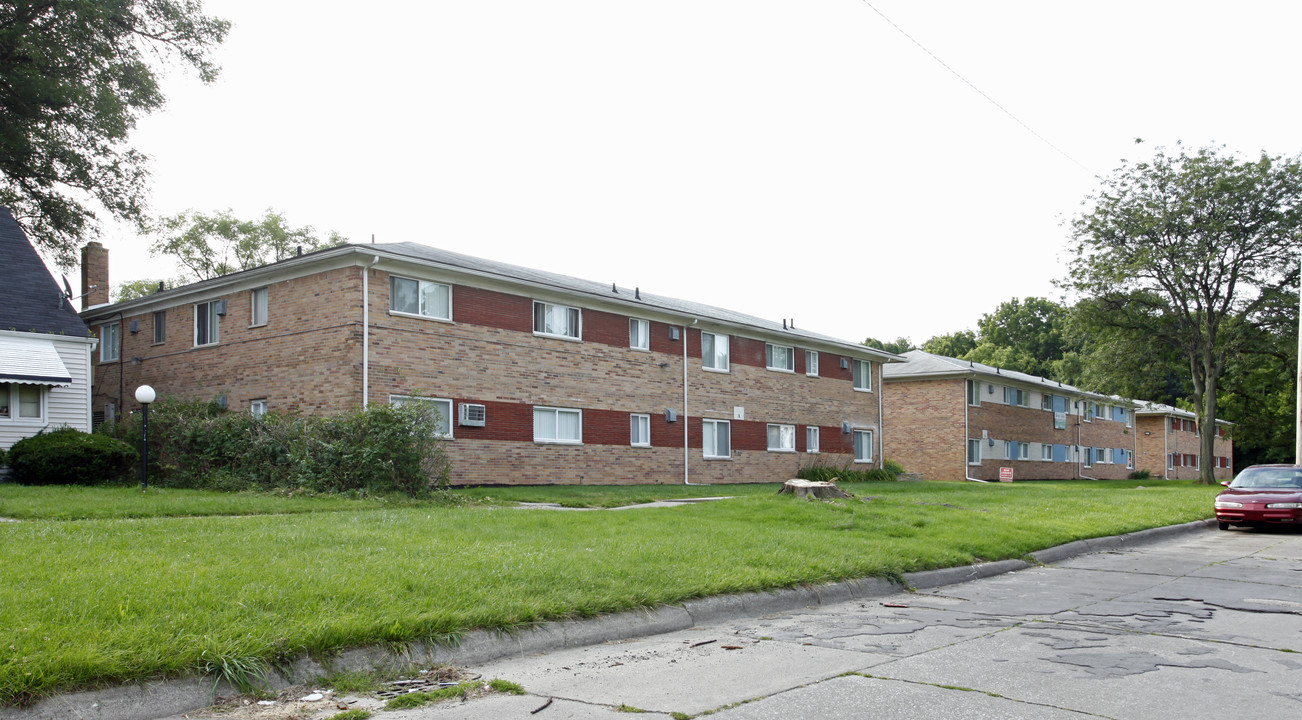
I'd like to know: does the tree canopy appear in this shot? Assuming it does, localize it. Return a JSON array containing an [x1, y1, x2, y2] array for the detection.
[[862, 336, 915, 355], [0, 1, 229, 267], [1066, 145, 1302, 482], [148, 208, 347, 282]]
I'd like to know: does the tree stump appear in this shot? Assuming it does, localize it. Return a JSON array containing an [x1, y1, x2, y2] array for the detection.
[[778, 479, 854, 500]]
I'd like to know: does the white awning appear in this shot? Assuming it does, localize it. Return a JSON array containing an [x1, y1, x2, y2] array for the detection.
[[0, 336, 73, 387]]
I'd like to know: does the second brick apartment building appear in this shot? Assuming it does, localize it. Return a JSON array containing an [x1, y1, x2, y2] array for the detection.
[[883, 350, 1232, 482], [79, 241, 900, 485]]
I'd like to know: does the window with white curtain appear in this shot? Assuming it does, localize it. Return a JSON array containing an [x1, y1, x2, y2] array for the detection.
[[534, 406, 582, 443], [250, 287, 269, 326], [805, 350, 819, 377], [806, 426, 820, 453], [630, 413, 650, 447], [390, 276, 451, 320], [702, 332, 729, 371], [533, 301, 581, 339], [629, 318, 649, 350], [100, 322, 120, 361], [766, 344, 794, 372], [853, 359, 872, 391], [703, 419, 731, 458], [767, 423, 795, 452], [853, 429, 874, 463]]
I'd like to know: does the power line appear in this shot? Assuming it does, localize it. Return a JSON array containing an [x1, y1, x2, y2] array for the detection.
[[859, 1, 1098, 177]]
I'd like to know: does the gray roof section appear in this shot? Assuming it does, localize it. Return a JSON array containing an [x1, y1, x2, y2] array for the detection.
[[0, 206, 89, 337], [365, 241, 900, 360], [1134, 400, 1232, 425], [884, 349, 1103, 399]]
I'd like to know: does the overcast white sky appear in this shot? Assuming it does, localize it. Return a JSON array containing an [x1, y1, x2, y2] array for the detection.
[[86, 0, 1302, 345]]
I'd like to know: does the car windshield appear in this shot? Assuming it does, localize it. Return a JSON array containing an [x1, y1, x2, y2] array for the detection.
[[1230, 468, 1302, 489]]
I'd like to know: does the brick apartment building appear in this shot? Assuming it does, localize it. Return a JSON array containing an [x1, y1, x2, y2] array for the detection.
[[1134, 402, 1233, 481], [79, 242, 900, 485], [885, 350, 1161, 482]]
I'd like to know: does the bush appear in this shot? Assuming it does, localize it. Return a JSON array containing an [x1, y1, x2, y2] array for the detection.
[[796, 456, 902, 483], [7, 428, 139, 486], [99, 398, 451, 497], [1128, 469, 1152, 480]]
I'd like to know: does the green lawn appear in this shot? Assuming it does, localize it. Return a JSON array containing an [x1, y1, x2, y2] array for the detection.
[[0, 480, 1218, 705]]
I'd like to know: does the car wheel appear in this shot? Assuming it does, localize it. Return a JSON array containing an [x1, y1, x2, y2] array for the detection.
[[1218, 521, 1230, 531]]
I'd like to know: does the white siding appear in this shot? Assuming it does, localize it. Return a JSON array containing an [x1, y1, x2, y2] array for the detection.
[[0, 333, 93, 451]]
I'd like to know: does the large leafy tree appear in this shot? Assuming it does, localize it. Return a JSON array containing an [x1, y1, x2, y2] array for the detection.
[[965, 297, 1073, 380], [920, 330, 977, 359], [148, 208, 347, 282], [862, 336, 915, 355], [0, 1, 229, 266], [1067, 145, 1302, 483]]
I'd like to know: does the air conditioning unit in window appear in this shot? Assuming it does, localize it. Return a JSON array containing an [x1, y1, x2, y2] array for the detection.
[[458, 403, 486, 427]]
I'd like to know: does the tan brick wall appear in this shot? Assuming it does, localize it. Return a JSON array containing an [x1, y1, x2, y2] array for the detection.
[[882, 378, 966, 481], [90, 264, 883, 486], [1135, 415, 1233, 480]]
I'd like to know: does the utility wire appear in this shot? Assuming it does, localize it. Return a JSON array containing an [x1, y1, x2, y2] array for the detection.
[[859, 1, 1098, 178]]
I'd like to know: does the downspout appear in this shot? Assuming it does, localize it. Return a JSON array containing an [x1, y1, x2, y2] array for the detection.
[[1163, 415, 1169, 479], [362, 256, 380, 407], [963, 377, 988, 483], [684, 319, 702, 484], [877, 360, 884, 467]]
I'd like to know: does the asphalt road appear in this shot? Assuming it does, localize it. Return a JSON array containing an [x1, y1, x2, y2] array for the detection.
[[386, 526, 1302, 720]]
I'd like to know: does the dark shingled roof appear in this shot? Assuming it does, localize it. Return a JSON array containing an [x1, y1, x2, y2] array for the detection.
[[0, 206, 90, 337]]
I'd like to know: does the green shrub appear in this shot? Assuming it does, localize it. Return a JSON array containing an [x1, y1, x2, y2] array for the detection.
[[99, 398, 450, 497], [7, 428, 139, 486], [1128, 469, 1152, 480], [796, 456, 900, 483]]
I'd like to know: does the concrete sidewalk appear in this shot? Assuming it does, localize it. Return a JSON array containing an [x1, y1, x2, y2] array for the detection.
[[11, 519, 1247, 720]]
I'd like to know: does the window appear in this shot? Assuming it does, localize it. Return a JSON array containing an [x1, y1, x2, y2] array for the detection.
[[250, 399, 268, 418], [1083, 447, 1093, 467], [0, 383, 43, 421], [1042, 444, 1053, 461], [391, 395, 453, 438], [1005, 441, 1029, 461], [702, 419, 731, 458], [1053, 444, 1069, 463], [534, 406, 581, 443], [195, 301, 220, 346], [767, 424, 795, 452], [967, 379, 981, 406], [391, 276, 452, 320], [631, 413, 650, 447], [1092, 403, 1104, 419], [766, 344, 794, 372], [629, 318, 649, 350], [805, 350, 819, 377], [533, 301, 580, 339], [100, 322, 120, 362], [852, 359, 872, 391], [967, 438, 981, 465], [152, 310, 166, 344], [250, 287, 269, 326], [1003, 387, 1025, 406], [807, 426, 820, 453], [853, 429, 874, 463], [702, 332, 729, 371], [1170, 418, 1179, 433], [1168, 453, 1175, 470]]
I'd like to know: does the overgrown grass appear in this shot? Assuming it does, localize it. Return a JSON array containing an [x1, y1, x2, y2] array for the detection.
[[0, 485, 445, 521], [0, 480, 1217, 705]]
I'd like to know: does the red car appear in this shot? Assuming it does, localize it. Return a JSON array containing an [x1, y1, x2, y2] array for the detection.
[[1214, 464, 1302, 530]]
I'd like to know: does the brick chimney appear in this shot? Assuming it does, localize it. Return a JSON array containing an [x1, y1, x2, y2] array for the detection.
[[81, 241, 109, 309]]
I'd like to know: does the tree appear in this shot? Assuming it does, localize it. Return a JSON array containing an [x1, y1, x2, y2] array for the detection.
[[1067, 145, 1302, 483], [964, 297, 1072, 380], [0, 1, 229, 267], [149, 209, 347, 281], [863, 336, 914, 355], [113, 277, 172, 302], [921, 330, 977, 359]]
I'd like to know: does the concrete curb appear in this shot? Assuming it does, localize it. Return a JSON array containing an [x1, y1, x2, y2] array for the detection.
[[2, 519, 1214, 720]]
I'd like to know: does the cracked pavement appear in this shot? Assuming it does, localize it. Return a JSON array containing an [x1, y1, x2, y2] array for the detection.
[[430, 527, 1302, 719]]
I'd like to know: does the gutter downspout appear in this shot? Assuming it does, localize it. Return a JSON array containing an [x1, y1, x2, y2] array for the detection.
[[684, 319, 703, 485], [1164, 415, 1170, 479], [877, 361, 884, 468], [963, 377, 988, 483], [362, 256, 380, 408]]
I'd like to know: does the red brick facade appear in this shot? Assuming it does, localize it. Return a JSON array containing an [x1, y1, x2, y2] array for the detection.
[[84, 247, 888, 486]]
